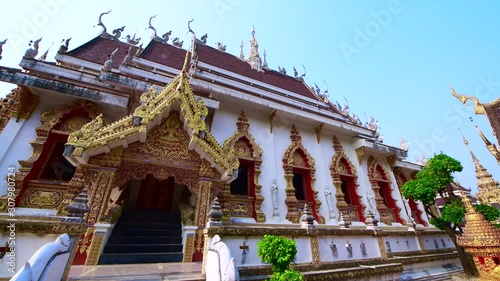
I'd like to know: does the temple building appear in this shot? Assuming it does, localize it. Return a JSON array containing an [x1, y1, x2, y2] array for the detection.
[[0, 14, 462, 280]]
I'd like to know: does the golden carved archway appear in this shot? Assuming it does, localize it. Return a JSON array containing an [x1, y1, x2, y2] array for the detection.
[[330, 136, 364, 222], [220, 111, 265, 222], [77, 110, 222, 265], [283, 125, 324, 224], [367, 156, 403, 225]]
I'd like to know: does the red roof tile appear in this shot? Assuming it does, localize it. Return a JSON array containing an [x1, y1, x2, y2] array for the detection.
[[140, 40, 186, 70], [65, 36, 323, 103], [196, 44, 317, 100], [484, 101, 500, 145], [66, 35, 133, 69]]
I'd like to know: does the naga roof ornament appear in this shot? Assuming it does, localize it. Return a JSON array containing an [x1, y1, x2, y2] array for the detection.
[[95, 10, 111, 34], [0, 39, 6, 60], [148, 15, 172, 44], [450, 85, 485, 115]]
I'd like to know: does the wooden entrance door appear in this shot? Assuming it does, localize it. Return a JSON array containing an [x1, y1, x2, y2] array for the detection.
[[136, 174, 175, 211]]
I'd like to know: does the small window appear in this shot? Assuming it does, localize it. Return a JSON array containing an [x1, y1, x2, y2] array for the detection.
[[341, 179, 351, 204], [293, 172, 306, 201], [379, 183, 392, 207], [40, 141, 76, 181], [230, 165, 249, 196]]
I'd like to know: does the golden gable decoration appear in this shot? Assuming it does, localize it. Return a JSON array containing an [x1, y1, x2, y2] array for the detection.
[[65, 51, 239, 180]]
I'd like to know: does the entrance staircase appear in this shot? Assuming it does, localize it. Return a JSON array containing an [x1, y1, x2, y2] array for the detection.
[[99, 210, 184, 264]]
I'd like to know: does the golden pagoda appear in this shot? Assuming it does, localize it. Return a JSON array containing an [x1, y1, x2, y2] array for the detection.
[[457, 194, 500, 280]]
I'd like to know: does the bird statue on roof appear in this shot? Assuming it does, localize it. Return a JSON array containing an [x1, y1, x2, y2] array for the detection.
[[278, 66, 286, 75], [102, 48, 118, 72], [24, 38, 42, 59], [0, 39, 7, 60], [200, 34, 208, 44], [172, 37, 183, 48], [162, 31, 172, 43], [122, 45, 134, 66], [216, 42, 226, 51], [112, 26, 125, 39], [400, 137, 409, 151], [58, 38, 71, 54], [323, 81, 329, 95], [125, 33, 140, 45], [294, 65, 306, 82], [314, 83, 321, 96]]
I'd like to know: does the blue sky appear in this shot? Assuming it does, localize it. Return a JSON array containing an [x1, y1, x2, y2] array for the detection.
[[1, 0, 499, 194]]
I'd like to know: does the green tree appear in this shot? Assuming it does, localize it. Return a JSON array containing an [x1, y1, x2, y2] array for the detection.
[[401, 153, 500, 276], [257, 235, 303, 280]]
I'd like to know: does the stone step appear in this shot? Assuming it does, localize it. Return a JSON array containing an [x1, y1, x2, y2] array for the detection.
[[98, 252, 183, 264], [120, 211, 180, 219], [107, 235, 182, 245], [103, 243, 183, 253], [114, 228, 182, 237], [114, 221, 181, 229], [68, 262, 204, 281]]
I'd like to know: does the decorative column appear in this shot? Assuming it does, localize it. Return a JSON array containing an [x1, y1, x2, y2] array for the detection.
[[193, 179, 213, 262], [77, 168, 116, 265], [86, 169, 116, 224]]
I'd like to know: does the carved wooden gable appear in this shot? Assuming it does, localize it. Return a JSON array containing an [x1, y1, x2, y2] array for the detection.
[[123, 111, 201, 169]]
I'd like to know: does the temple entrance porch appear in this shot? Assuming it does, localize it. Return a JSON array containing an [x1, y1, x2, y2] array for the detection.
[[97, 175, 196, 264]]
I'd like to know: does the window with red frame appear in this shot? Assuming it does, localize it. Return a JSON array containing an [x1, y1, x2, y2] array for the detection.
[[293, 172, 307, 201]]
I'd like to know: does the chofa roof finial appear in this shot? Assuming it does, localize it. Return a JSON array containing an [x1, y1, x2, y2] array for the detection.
[[96, 10, 112, 34], [187, 18, 196, 39]]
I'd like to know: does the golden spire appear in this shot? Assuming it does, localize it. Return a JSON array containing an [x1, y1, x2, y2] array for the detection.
[[247, 25, 263, 72], [460, 128, 498, 194], [475, 124, 500, 165]]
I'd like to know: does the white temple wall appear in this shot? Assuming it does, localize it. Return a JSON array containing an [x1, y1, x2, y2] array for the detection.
[[383, 236, 420, 253], [318, 236, 381, 261], [420, 234, 454, 250], [247, 110, 279, 224], [0, 94, 76, 196], [210, 104, 239, 145], [318, 132, 338, 224], [270, 120, 293, 224]]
